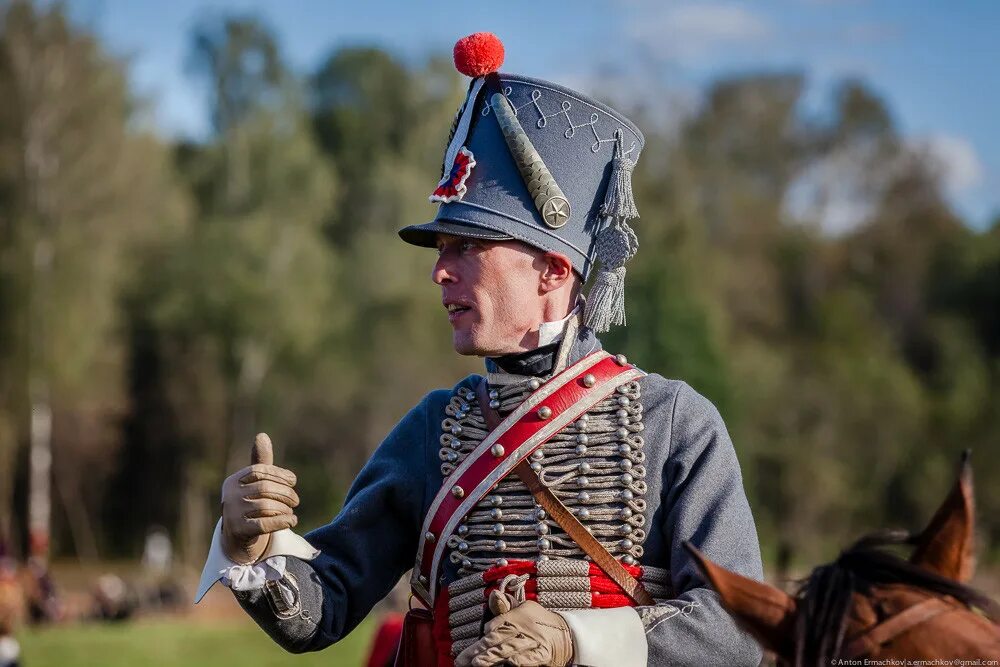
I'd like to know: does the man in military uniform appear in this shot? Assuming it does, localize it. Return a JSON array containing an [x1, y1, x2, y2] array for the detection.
[[196, 32, 763, 666]]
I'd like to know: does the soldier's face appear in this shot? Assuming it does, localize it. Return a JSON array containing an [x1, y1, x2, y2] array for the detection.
[[433, 235, 551, 356]]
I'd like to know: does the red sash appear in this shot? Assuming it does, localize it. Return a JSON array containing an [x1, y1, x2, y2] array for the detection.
[[410, 350, 644, 607]]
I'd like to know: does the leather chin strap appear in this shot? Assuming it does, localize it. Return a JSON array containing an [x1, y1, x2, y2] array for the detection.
[[476, 379, 654, 607], [841, 596, 952, 658]]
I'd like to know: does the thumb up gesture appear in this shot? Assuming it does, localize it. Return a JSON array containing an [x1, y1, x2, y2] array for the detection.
[[221, 433, 300, 564]]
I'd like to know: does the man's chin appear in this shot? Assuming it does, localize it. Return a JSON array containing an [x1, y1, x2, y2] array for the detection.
[[452, 330, 501, 357], [452, 332, 482, 356]]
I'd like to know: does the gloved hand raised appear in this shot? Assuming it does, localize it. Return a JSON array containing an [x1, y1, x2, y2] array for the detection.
[[221, 433, 300, 564]]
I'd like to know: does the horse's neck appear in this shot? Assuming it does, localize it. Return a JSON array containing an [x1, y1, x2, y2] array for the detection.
[[859, 585, 1000, 660]]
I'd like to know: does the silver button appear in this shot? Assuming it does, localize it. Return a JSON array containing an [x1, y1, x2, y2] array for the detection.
[[615, 354, 628, 365], [582, 373, 596, 388], [451, 485, 465, 498], [528, 378, 541, 390], [424, 531, 436, 543], [418, 574, 428, 585], [537, 406, 553, 420], [491, 443, 505, 457]]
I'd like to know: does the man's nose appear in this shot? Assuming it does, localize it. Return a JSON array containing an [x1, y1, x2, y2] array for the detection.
[[432, 255, 457, 285]]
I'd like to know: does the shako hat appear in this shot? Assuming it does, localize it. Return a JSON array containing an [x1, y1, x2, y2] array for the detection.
[[399, 32, 644, 332]]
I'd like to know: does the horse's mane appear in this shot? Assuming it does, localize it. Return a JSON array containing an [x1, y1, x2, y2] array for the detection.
[[792, 530, 1000, 667]]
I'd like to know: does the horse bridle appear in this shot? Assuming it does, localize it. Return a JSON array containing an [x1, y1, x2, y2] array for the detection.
[[841, 596, 952, 658]]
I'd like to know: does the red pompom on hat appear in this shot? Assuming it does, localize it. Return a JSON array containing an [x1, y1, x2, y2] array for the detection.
[[453, 32, 505, 78]]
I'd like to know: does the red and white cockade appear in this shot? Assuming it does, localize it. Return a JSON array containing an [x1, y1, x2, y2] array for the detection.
[[430, 147, 477, 203]]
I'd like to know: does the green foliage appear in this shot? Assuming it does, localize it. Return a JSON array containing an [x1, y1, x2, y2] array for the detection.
[[1, 2, 999, 575]]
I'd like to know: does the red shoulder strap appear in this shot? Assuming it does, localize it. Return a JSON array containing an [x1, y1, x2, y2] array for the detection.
[[410, 351, 645, 607]]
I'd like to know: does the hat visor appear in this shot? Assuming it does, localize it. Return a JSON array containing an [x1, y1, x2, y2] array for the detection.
[[398, 220, 514, 248]]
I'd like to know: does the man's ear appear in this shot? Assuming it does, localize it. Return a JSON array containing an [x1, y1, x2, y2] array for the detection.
[[539, 252, 574, 293], [911, 450, 976, 583]]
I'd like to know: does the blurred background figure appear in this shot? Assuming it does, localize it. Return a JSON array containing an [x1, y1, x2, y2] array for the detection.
[[20, 559, 61, 626], [90, 574, 136, 623], [141, 527, 172, 577], [0, 548, 24, 667], [140, 526, 185, 612]]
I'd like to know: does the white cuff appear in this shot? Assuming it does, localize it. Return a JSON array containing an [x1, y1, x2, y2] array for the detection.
[[221, 555, 288, 591], [193, 518, 320, 603], [555, 607, 648, 667]]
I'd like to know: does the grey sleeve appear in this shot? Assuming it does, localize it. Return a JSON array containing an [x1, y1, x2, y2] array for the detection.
[[642, 383, 764, 666], [233, 391, 444, 653]]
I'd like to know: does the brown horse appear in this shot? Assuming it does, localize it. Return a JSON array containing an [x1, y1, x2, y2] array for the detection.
[[687, 452, 1000, 664]]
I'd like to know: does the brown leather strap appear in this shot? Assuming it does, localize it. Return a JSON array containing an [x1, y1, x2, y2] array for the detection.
[[842, 596, 952, 658], [476, 379, 655, 607]]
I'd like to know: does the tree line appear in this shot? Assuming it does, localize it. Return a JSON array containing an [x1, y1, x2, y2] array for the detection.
[[0, 2, 996, 572]]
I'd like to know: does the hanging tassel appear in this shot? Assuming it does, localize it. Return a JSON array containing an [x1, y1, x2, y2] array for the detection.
[[584, 265, 627, 332], [600, 132, 639, 220], [588, 131, 641, 333], [585, 220, 637, 332]]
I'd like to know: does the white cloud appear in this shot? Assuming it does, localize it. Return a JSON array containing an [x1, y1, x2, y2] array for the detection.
[[783, 140, 885, 235], [912, 133, 984, 195], [627, 4, 773, 61]]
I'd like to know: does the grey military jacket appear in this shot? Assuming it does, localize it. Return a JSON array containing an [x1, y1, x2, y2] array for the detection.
[[232, 328, 764, 666]]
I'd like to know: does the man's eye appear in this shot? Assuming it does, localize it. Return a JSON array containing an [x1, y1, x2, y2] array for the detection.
[[460, 240, 477, 252]]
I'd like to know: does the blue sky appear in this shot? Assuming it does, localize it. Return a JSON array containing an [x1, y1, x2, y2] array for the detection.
[[70, 0, 999, 228]]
